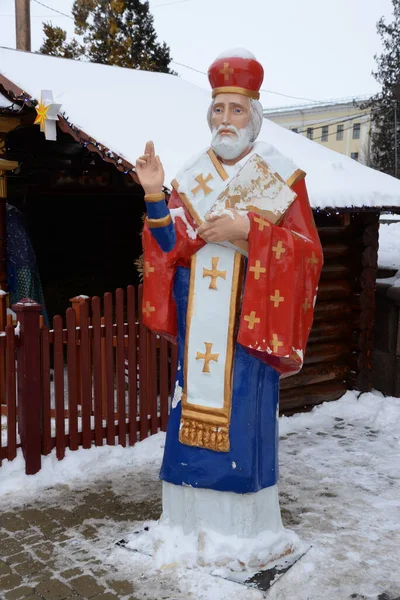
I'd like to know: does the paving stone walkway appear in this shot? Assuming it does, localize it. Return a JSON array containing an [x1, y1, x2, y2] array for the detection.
[[0, 476, 162, 600]]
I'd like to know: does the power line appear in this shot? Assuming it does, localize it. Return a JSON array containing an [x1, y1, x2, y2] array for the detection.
[[171, 60, 324, 103], [298, 120, 366, 143], [286, 111, 370, 135], [31, 0, 73, 19]]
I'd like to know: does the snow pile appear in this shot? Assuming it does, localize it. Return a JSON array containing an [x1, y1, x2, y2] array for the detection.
[[1, 46, 400, 210], [0, 433, 165, 500], [126, 520, 302, 572]]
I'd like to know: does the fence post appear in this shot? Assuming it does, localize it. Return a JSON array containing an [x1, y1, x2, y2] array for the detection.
[[0, 290, 8, 405], [13, 298, 42, 475]]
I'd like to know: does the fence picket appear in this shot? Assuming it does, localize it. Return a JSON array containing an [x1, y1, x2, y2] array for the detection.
[[127, 285, 137, 446], [149, 333, 158, 435], [92, 297, 103, 447], [138, 285, 148, 441], [116, 289, 126, 447], [104, 292, 115, 445], [41, 324, 52, 455], [53, 316, 65, 461], [160, 337, 169, 432], [5, 325, 16, 461], [66, 308, 79, 451], [80, 301, 92, 449]]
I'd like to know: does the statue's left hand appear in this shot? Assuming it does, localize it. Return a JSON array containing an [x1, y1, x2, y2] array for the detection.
[[198, 210, 250, 243]]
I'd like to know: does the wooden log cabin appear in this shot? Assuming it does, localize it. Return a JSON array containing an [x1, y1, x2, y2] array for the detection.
[[1, 48, 399, 416]]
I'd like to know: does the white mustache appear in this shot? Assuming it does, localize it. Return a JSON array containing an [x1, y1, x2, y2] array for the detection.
[[214, 125, 239, 136]]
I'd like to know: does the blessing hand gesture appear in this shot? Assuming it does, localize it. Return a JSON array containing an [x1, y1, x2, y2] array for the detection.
[[135, 141, 165, 195]]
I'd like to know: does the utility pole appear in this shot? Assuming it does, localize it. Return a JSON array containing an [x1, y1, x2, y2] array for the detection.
[[15, 0, 31, 51]]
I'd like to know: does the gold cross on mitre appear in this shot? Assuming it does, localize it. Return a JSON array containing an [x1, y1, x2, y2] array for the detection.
[[203, 257, 227, 290], [191, 173, 214, 196], [307, 251, 319, 266], [270, 290, 284, 308], [244, 311, 260, 330], [270, 333, 283, 353], [144, 261, 155, 278], [196, 342, 219, 373], [272, 240, 286, 260], [219, 62, 234, 81], [302, 297, 312, 314], [249, 260, 266, 280], [143, 301, 155, 317]]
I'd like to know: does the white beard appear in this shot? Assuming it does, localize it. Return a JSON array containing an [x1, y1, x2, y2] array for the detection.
[[210, 124, 253, 161]]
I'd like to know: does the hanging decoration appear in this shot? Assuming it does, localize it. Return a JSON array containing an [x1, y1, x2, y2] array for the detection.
[[34, 90, 62, 141]]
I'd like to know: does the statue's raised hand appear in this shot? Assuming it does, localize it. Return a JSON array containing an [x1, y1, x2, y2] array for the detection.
[[135, 141, 165, 195]]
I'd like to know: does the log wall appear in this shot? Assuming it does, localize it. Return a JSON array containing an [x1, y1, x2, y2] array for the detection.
[[280, 211, 379, 415]]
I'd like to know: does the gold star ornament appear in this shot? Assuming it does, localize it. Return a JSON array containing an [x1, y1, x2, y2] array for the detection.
[[34, 90, 62, 141]]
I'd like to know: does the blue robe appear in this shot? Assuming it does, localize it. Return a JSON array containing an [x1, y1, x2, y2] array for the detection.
[[159, 265, 280, 494]]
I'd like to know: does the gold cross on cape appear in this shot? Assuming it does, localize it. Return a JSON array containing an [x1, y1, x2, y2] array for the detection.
[[192, 173, 214, 196], [196, 342, 219, 373], [203, 257, 227, 290]]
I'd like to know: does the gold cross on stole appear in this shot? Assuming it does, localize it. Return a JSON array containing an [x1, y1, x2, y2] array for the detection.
[[219, 62, 234, 81], [270, 333, 283, 353], [191, 173, 214, 196], [272, 240, 286, 259], [249, 260, 266, 280], [244, 311, 260, 330], [144, 261, 155, 278], [270, 290, 284, 308], [196, 342, 219, 373], [143, 301, 155, 317], [203, 257, 227, 290]]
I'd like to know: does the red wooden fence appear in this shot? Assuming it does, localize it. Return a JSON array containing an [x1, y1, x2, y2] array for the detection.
[[0, 285, 178, 474]]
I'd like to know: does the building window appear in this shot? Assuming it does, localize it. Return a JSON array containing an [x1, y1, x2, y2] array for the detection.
[[321, 125, 329, 142], [307, 127, 313, 140], [353, 123, 360, 139], [291, 127, 298, 133], [351, 152, 359, 161], [336, 124, 344, 141]]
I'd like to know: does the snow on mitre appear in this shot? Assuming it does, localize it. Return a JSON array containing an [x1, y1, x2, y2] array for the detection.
[[34, 90, 62, 141], [208, 48, 264, 100]]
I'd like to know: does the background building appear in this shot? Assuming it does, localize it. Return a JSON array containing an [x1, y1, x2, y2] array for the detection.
[[264, 98, 372, 165]]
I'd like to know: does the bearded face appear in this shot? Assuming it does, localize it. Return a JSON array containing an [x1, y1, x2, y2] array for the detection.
[[211, 122, 254, 161]]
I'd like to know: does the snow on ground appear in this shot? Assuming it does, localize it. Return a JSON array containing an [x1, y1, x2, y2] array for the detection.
[[378, 220, 400, 271], [1, 390, 400, 600]]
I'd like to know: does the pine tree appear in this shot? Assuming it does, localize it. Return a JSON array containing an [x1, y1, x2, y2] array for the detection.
[[366, 0, 400, 177], [39, 0, 175, 74], [39, 23, 84, 59]]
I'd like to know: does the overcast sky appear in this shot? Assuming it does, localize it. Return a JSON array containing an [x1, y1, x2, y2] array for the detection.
[[0, 0, 395, 108]]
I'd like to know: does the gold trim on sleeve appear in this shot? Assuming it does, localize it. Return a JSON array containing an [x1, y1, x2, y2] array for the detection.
[[147, 214, 172, 229], [144, 192, 165, 202]]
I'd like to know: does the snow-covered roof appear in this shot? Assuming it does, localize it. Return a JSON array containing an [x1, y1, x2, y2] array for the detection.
[[0, 46, 399, 211]]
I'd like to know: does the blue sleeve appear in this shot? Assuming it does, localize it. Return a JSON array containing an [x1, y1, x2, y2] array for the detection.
[[146, 199, 176, 253]]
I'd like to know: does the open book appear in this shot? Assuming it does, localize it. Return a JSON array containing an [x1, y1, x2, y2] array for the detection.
[[205, 153, 297, 225]]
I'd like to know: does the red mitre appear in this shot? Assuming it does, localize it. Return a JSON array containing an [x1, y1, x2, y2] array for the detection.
[[208, 51, 264, 101]]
